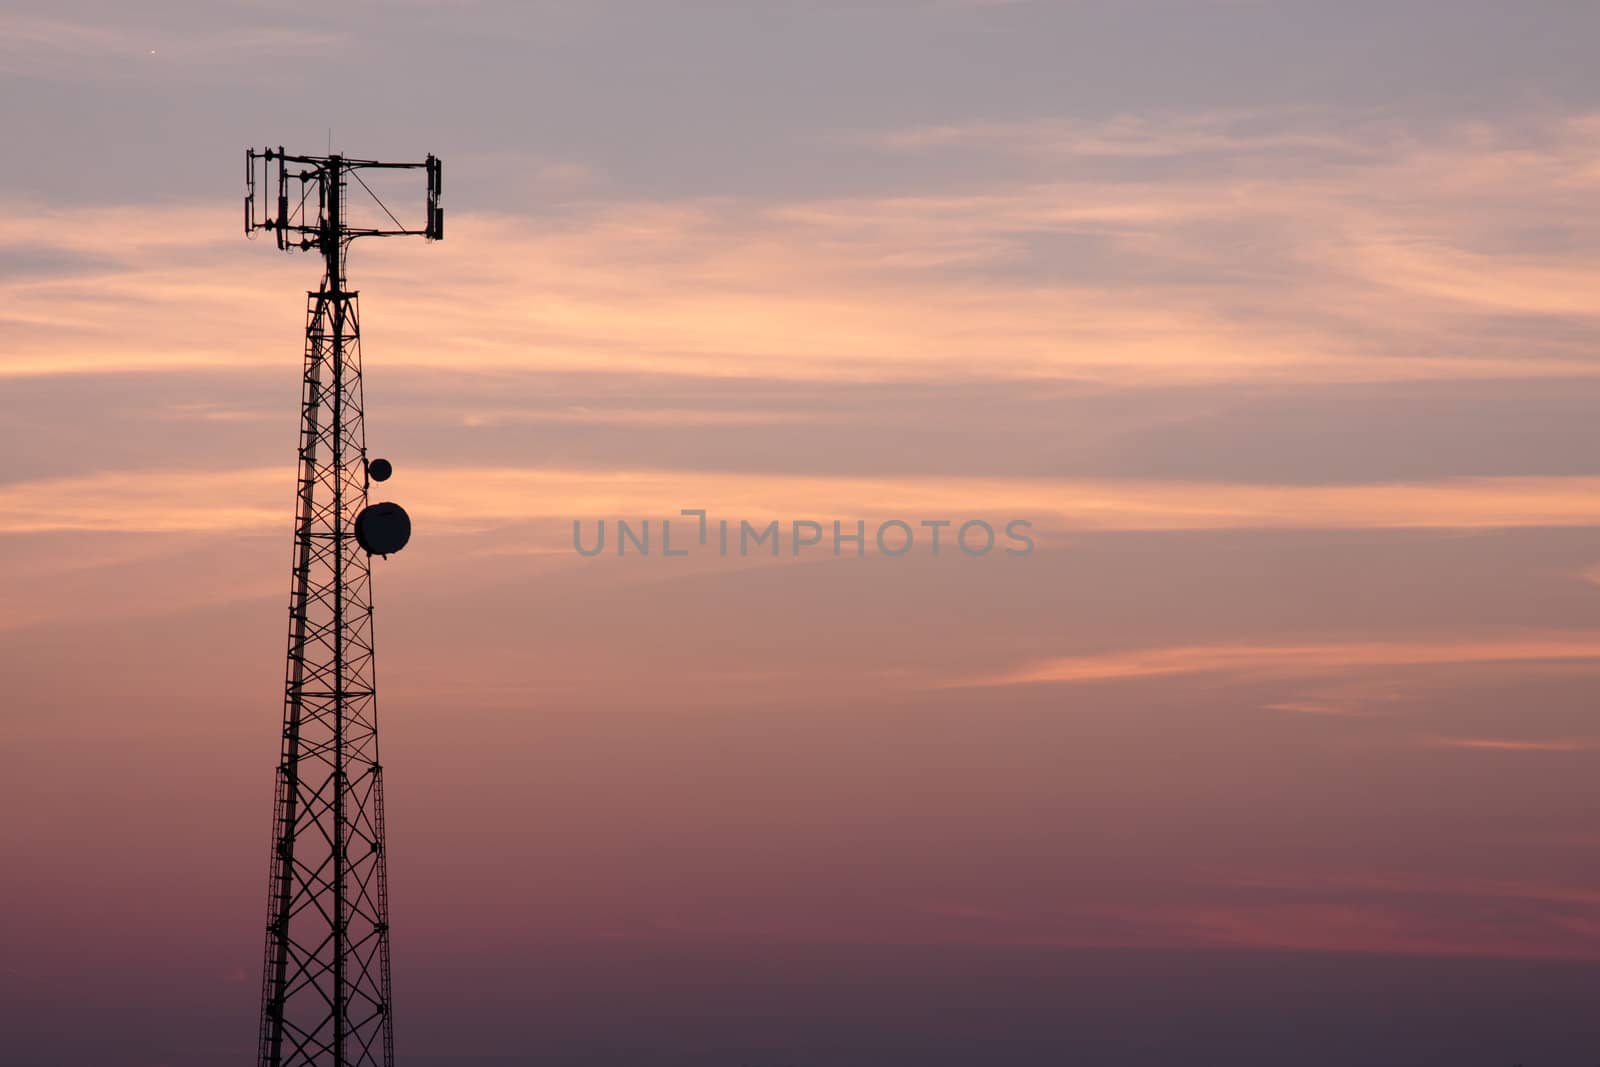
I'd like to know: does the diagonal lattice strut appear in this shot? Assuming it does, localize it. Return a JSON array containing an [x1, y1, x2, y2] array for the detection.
[[258, 283, 394, 1067]]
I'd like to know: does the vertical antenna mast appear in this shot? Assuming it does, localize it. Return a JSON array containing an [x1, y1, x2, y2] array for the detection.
[[245, 146, 441, 1067]]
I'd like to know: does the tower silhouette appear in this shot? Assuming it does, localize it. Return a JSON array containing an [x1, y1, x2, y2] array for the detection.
[[245, 146, 442, 1067]]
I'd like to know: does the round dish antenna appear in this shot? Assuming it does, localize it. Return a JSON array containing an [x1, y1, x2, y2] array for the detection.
[[356, 501, 412, 557]]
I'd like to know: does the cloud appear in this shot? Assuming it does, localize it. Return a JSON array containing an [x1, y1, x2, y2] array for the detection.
[[1261, 700, 1365, 716], [12, 466, 1600, 535], [5, 110, 1600, 386], [968, 634, 1600, 688], [1425, 736, 1600, 753]]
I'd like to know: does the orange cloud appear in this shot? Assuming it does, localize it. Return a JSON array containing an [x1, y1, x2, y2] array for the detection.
[[10, 466, 1600, 535], [1425, 737, 1600, 753], [968, 634, 1600, 688], [6, 111, 1600, 384]]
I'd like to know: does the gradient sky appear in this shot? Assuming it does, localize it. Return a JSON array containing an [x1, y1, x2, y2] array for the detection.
[[6, 2, 1600, 1064]]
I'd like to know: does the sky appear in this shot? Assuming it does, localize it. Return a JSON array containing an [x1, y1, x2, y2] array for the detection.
[[5, 2, 1600, 1064]]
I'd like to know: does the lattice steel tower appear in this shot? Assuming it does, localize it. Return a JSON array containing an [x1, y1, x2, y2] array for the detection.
[[245, 146, 442, 1067]]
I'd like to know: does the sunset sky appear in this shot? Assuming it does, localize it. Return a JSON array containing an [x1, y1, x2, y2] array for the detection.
[[7, 2, 1600, 1064]]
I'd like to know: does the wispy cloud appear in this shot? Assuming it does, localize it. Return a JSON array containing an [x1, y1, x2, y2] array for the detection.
[[11, 467, 1600, 535], [6, 110, 1600, 385], [968, 634, 1600, 688], [1425, 736, 1600, 753]]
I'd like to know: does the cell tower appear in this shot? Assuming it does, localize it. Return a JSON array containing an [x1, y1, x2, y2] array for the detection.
[[244, 146, 442, 1067]]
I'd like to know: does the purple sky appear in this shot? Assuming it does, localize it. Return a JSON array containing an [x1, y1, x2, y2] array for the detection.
[[5, 2, 1600, 1064]]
